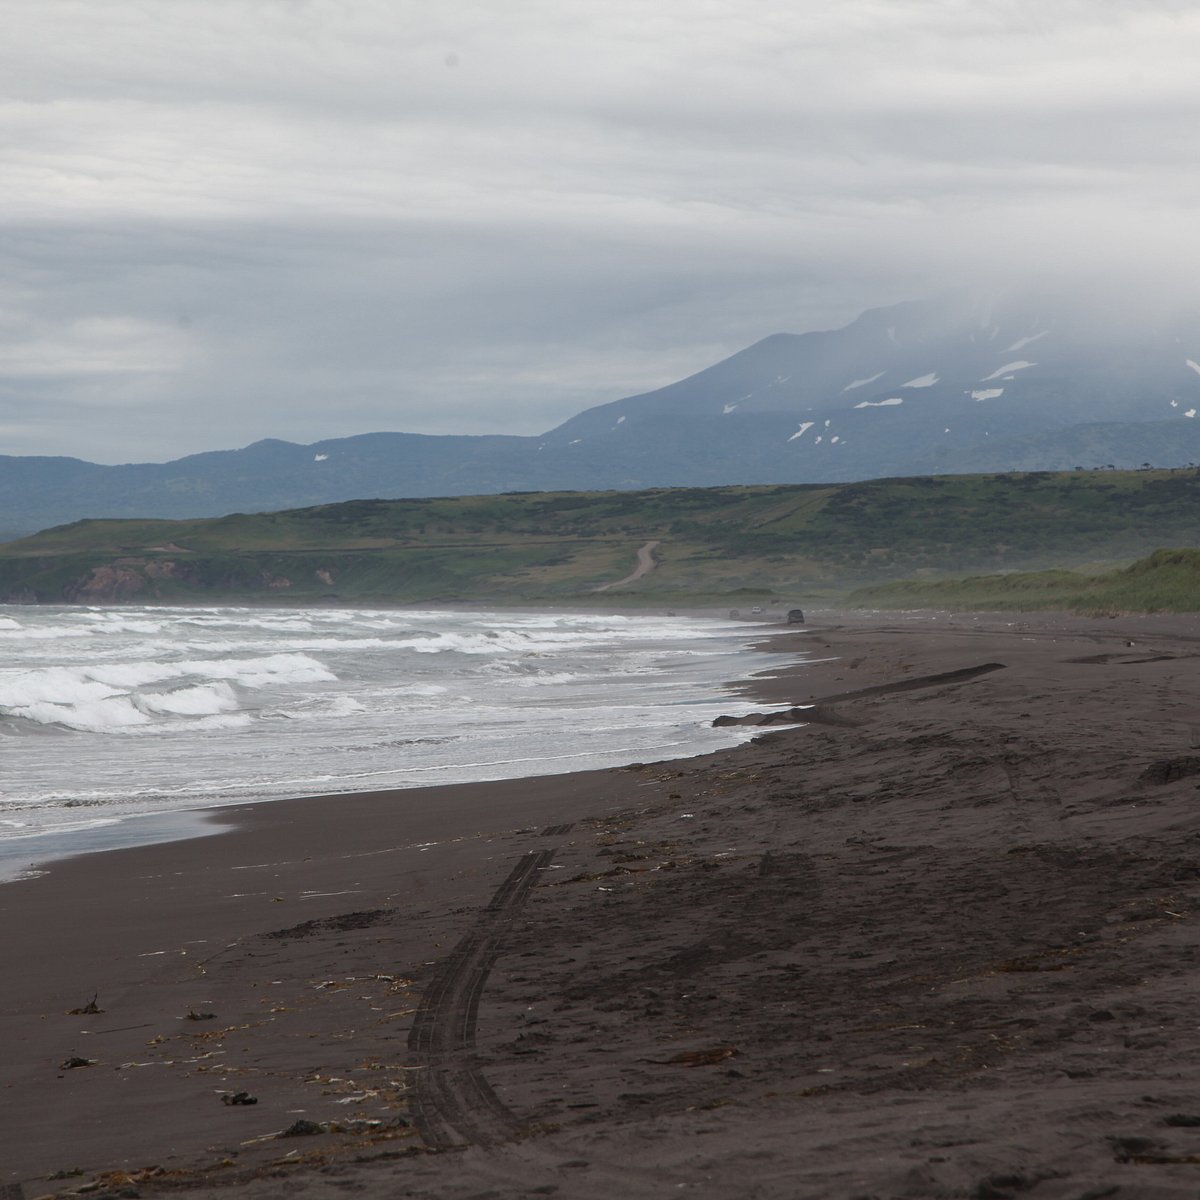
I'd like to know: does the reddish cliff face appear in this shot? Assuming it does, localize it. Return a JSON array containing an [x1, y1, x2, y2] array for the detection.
[[64, 563, 149, 602], [62, 558, 195, 602], [49, 557, 337, 603]]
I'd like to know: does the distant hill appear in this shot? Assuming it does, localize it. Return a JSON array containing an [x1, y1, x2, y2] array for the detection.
[[4, 290, 1200, 536], [4, 468, 1200, 606]]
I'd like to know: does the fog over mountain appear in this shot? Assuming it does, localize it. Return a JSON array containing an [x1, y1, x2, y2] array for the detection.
[[3, 4, 1200, 465], [4, 288, 1200, 538]]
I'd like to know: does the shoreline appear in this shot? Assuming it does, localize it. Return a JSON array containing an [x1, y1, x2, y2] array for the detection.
[[0, 609, 787, 883], [0, 611, 796, 883], [6, 609, 1200, 1196], [0, 808, 230, 885]]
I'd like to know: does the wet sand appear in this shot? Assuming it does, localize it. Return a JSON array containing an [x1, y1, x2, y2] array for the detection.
[[5, 611, 1200, 1198]]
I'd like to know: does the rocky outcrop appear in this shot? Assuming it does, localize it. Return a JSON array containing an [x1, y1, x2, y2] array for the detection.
[[144, 559, 186, 580], [64, 563, 148, 602]]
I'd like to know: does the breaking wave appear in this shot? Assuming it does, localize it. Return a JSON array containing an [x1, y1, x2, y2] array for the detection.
[[0, 604, 792, 854], [0, 654, 335, 733]]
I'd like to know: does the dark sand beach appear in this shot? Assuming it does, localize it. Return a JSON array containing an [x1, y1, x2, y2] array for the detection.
[[5, 611, 1200, 1198]]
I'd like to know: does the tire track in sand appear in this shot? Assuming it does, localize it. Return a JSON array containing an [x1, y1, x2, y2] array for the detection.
[[408, 848, 556, 1148]]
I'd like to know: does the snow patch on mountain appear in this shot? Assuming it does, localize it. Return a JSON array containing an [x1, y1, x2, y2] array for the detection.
[[722, 403, 738, 414], [902, 372, 939, 388], [981, 361, 1036, 382], [842, 371, 885, 392], [970, 389, 1005, 402], [787, 422, 815, 442], [1006, 331, 1049, 353], [1187, 360, 1200, 376], [854, 398, 904, 409]]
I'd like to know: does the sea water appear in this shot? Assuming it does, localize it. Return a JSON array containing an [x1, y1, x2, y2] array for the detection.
[[0, 605, 788, 868]]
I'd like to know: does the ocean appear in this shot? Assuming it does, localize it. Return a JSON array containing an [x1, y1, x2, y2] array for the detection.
[[0, 605, 790, 874]]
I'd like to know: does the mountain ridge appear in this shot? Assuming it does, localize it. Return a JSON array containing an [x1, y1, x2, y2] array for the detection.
[[4, 289, 1200, 536]]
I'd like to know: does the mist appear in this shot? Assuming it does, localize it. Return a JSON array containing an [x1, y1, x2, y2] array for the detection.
[[1, 1, 1197, 462]]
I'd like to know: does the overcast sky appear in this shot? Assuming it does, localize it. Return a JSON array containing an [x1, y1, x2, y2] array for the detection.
[[2, 0, 1198, 463]]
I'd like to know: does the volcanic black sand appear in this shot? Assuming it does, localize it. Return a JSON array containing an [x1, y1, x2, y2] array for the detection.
[[5, 610, 1200, 1199]]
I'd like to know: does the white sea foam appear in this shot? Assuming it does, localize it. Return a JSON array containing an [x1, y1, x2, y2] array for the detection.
[[174, 653, 336, 686], [0, 624, 95, 640], [137, 683, 240, 717], [0, 604, 796, 859], [13, 695, 152, 732]]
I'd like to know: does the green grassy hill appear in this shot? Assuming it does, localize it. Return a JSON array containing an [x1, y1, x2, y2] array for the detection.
[[847, 549, 1200, 614], [4, 469, 1200, 607]]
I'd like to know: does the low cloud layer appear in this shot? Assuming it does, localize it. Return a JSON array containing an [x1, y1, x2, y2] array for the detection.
[[2, 1, 1198, 461]]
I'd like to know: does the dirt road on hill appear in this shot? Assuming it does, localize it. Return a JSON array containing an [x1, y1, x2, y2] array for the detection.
[[593, 539, 659, 591]]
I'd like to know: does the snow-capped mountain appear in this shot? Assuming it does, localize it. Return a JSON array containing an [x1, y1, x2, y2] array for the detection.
[[541, 289, 1200, 480], [4, 289, 1200, 536]]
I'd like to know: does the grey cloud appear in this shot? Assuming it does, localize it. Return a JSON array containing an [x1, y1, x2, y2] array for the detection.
[[0, 1, 1197, 461]]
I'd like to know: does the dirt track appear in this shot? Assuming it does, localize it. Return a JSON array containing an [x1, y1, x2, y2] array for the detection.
[[593, 539, 659, 591]]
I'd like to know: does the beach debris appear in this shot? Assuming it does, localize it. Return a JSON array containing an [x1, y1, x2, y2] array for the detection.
[[239, 1116, 410, 1147], [68, 993, 103, 1015], [651, 1045, 739, 1067], [280, 1118, 324, 1137], [185, 1008, 217, 1021], [59, 1055, 96, 1070], [72, 1166, 170, 1195], [279, 1116, 408, 1140], [221, 1090, 258, 1106], [560, 865, 644, 886]]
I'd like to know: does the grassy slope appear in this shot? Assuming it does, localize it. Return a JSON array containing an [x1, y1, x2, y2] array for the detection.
[[847, 549, 1200, 614], [4, 469, 1200, 606]]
